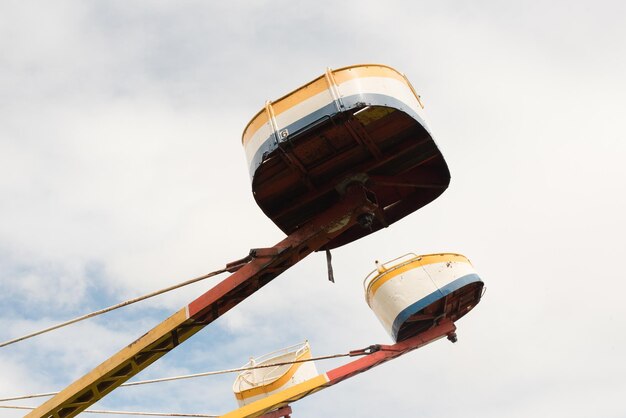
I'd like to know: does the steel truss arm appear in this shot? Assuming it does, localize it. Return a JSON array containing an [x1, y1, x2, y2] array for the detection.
[[27, 185, 379, 418]]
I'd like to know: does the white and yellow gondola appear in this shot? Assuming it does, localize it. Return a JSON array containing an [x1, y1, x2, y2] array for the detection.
[[232, 341, 318, 407], [242, 64, 451, 249], [364, 253, 484, 342]]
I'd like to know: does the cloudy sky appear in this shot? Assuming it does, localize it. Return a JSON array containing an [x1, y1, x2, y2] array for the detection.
[[1, 1, 625, 417]]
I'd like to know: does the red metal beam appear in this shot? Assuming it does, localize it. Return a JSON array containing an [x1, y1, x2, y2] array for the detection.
[[259, 406, 292, 418], [325, 320, 456, 386]]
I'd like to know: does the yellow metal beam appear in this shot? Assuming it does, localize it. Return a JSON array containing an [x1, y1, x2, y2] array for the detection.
[[25, 309, 202, 418], [221, 375, 330, 418]]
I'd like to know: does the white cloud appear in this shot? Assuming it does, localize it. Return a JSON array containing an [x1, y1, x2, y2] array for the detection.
[[1, 1, 625, 417]]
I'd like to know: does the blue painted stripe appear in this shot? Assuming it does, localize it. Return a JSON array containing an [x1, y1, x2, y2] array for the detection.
[[391, 273, 482, 340], [247, 92, 430, 180]]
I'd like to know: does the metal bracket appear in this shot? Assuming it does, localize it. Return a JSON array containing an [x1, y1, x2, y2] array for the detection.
[[324, 67, 345, 112], [349, 344, 382, 356]]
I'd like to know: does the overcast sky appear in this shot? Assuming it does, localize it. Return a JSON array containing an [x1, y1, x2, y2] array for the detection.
[[1, 1, 625, 417]]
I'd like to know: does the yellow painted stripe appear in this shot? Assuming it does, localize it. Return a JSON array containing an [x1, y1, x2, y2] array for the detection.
[[366, 254, 471, 299], [242, 64, 411, 145], [234, 350, 312, 400], [332, 64, 408, 85], [222, 374, 329, 418]]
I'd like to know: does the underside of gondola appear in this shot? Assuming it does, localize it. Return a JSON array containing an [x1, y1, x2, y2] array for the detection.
[[252, 107, 449, 249]]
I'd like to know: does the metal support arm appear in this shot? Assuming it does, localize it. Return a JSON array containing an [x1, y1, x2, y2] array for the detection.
[[220, 320, 457, 418], [27, 185, 379, 418]]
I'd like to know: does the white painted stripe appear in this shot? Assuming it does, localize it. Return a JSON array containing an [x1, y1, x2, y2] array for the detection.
[[337, 76, 424, 118], [244, 89, 335, 164], [243, 75, 424, 167]]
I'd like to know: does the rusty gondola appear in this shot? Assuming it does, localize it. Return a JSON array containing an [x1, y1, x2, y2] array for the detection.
[[243, 64, 450, 249]]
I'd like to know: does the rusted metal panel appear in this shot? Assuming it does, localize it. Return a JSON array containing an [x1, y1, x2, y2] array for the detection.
[[258, 406, 292, 418]]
